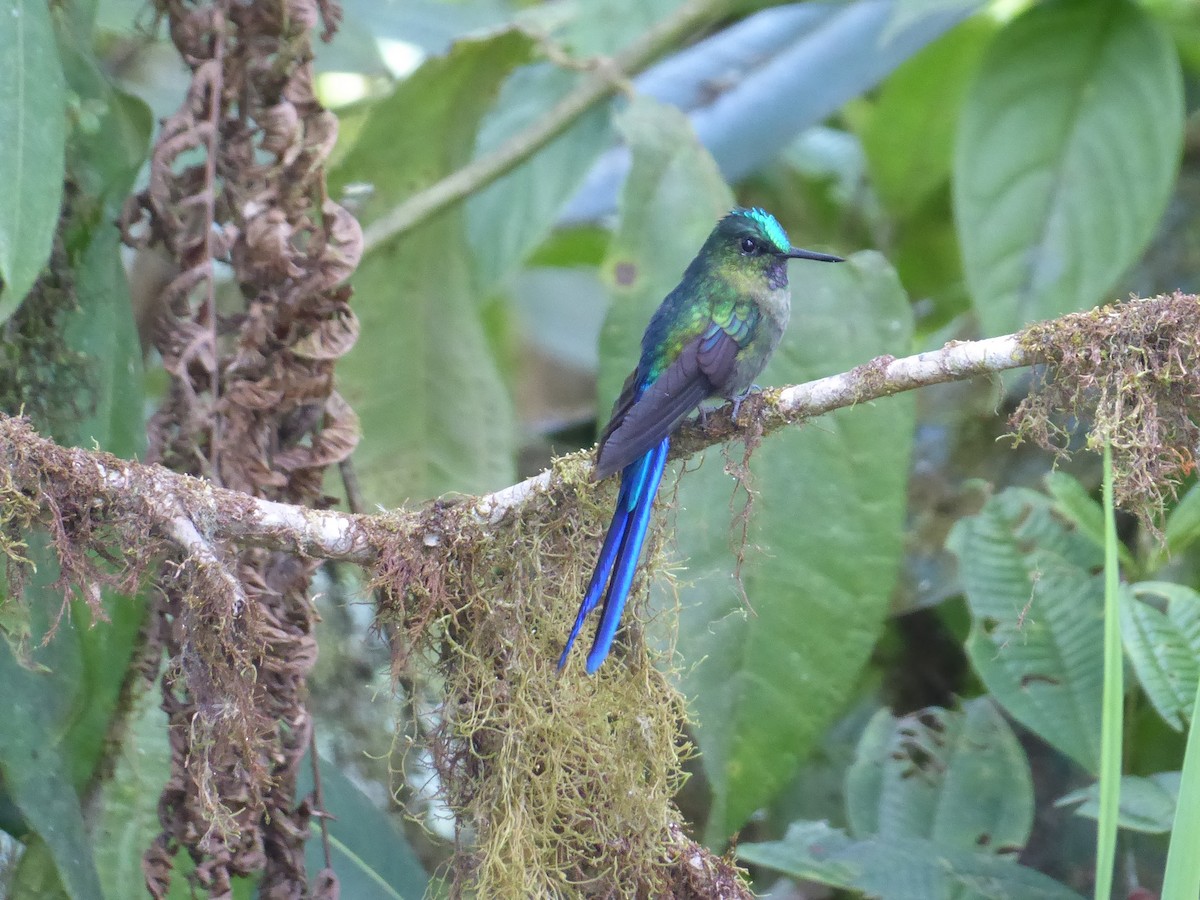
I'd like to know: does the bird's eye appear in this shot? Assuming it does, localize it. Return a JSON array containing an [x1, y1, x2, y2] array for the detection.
[[739, 237, 757, 255]]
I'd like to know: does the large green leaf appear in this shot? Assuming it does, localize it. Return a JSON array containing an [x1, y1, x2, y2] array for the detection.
[[296, 752, 429, 899], [54, 4, 152, 213], [0, 0, 67, 320], [550, 0, 684, 58], [948, 487, 1105, 772], [0, 336, 143, 898], [93, 690, 255, 899], [1121, 581, 1200, 731], [1058, 771, 1180, 834], [0, 556, 108, 900], [738, 821, 1085, 900], [883, 0, 983, 44], [9, 836, 78, 900], [467, 66, 611, 292], [596, 96, 733, 410], [59, 226, 146, 454], [331, 32, 532, 506], [0, 29, 149, 888], [862, 18, 991, 221], [889, 191, 970, 335], [676, 253, 913, 842], [1043, 470, 1136, 570], [845, 699, 1033, 853], [335, 0, 510, 54], [92, 688, 170, 899], [954, 0, 1183, 336], [46, 0, 149, 779], [509, 265, 609, 370], [1164, 481, 1200, 559]]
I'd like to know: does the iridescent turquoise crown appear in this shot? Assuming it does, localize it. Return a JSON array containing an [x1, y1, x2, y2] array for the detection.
[[731, 207, 790, 253]]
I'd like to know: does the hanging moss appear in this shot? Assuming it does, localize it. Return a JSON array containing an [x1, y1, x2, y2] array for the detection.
[[1012, 292, 1200, 523], [374, 451, 702, 897]]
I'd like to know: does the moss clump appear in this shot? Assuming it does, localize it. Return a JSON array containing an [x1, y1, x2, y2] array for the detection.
[[1012, 292, 1200, 521], [376, 452, 697, 897]]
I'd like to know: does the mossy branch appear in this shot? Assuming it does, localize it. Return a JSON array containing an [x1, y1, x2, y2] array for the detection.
[[1, 331, 1031, 564], [5, 292, 1199, 570], [476, 332, 1031, 521]]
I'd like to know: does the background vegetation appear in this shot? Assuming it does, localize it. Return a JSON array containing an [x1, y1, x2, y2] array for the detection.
[[1, 0, 1199, 897]]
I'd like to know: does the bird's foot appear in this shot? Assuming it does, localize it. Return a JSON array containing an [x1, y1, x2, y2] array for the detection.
[[730, 385, 761, 421], [696, 405, 710, 430]]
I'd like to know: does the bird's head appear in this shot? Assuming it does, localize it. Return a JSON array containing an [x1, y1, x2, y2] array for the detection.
[[699, 207, 842, 289]]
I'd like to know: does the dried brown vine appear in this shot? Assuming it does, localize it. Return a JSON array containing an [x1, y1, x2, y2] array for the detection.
[[120, 0, 361, 895]]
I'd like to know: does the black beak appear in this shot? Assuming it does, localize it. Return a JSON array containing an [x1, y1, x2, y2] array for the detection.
[[787, 248, 844, 263]]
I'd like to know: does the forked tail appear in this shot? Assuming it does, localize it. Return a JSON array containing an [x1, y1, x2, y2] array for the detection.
[[558, 437, 670, 673]]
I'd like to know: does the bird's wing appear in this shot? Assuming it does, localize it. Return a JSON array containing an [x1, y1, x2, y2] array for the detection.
[[593, 310, 755, 480]]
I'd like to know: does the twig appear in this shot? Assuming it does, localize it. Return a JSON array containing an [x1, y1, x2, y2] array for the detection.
[[472, 333, 1030, 522], [163, 509, 248, 615], [361, 0, 735, 251]]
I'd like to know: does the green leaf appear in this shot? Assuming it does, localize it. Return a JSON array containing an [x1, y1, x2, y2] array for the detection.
[[862, 17, 991, 220], [509, 267, 609, 369], [95, 685, 263, 900], [331, 32, 533, 506], [0, 580, 103, 900], [882, 0, 984, 45], [738, 821, 1085, 900], [1164, 481, 1200, 558], [889, 191, 969, 335], [0, 0, 67, 320], [467, 0, 686, 291], [56, 47, 152, 212], [297, 752, 429, 899], [596, 96, 733, 410], [768, 700, 878, 834], [1121, 581, 1200, 731], [467, 66, 611, 293], [1162, 658, 1200, 899], [93, 688, 171, 900], [954, 0, 1184, 336], [844, 699, 1033, 853], [59, 226, 145, 455], [552, 0, 684, 57], [1057, 771, 1180, 834], [1044, 470, 1135, 571], [336, 0, 510, 55], [19, 28, 150, 779], [9, 835, 75, 900], [947, 487, 1104, 772], [678, 253, 913, 841]]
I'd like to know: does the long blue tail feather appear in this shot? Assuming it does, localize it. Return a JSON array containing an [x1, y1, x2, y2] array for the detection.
[[558, 490, 631, 669], [585, 437, 667, 673], [558, 436, 669, 673]]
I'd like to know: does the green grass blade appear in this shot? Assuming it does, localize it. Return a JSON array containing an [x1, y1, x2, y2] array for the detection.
[[1094, 442, 1122, 900], [1161, 655, 1200, 897]]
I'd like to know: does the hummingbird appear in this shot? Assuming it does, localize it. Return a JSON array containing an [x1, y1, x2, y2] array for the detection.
[[558, 207, 843, 674]]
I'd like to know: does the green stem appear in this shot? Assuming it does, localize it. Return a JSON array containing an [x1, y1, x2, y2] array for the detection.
[[361, 0, 738, 252], [1094, 441, 1122, 900]]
